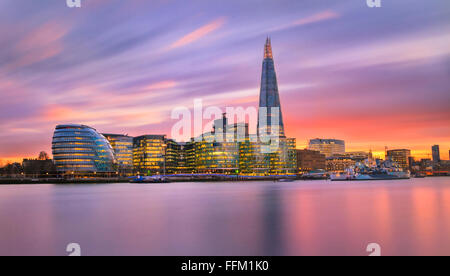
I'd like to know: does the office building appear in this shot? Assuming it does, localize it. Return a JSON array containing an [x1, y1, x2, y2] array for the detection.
[[52, 124, 116, 175], [326, 156, 357, 173], [133, 135, 167, 175], [432, 145, 440, 162], [308, 139, 345, 158], [103, 134, 134, 176], [297, 149, 326, 173], [386, 149, 411, 169], [22, 158, 56, 178]]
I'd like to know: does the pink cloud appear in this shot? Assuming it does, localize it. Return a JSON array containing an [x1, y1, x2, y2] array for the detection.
[[169, 17, 227, 49], [293, 10, 340, 26], [269, 10, 340, 32], [43, 105, 75, 121], [7, 21, 69, 69], [146, 80, 178, 91]]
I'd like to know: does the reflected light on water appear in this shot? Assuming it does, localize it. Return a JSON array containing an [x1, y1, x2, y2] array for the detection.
[[0, 178, 450, 256]]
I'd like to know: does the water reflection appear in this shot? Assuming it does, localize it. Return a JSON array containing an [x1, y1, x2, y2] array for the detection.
[[0, 178, 450, 255]]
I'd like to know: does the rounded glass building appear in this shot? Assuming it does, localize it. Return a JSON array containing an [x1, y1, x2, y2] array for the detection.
[[52, 124, 116, 175]]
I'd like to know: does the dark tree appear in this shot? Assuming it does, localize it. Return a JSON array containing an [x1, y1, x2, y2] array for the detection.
[[38, 151, 50, 160]]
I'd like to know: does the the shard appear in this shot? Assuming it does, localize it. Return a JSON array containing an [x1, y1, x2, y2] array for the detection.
[[257, 37, 286, 138]]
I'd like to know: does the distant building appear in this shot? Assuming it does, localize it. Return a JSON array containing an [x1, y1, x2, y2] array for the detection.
[[308, 139, 345, 158], [0, 162, 23, 177], [52, 124, 116, 176], [432, 145, 440, 162], [419, 159, 433, 172], [195, 114, 246, 174], [326, 156, 356, 173], [386, 149, 411, 169], [165, 139, 183, 174], [103, 134, 134, 176], [342, 151, 369, 161], [297, 149, 326, 173], [133, 135, 167, 175], [22, 159, 56, 178], [408, 156, 417, 172]]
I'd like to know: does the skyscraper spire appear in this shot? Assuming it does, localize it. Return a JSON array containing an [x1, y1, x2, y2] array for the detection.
[[264, 36, 273, 59]]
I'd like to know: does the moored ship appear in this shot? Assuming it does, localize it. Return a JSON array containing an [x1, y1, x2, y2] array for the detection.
[[330, 158, 411, 181], [330, 170, 410, 181]]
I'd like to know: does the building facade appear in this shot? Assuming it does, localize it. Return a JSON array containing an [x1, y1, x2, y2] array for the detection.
[[103, 134, 134, 176], [308, 139, 345, 158], [52, 124, 116, 175], [22, 159, 56, 178], [257, 37, 285, 138], [326, 156, 357, 173], [133, 135, 167, 175], [386, 149, 411, 169], [297, 149, 326, 173], [432, 145, 440, 163]]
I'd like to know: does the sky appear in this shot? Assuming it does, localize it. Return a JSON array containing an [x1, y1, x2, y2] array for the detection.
[[0, 0, 449, 164]]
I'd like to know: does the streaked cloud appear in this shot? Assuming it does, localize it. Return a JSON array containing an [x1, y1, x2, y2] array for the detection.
[[269, 10, 340, 32], [169, 17, 227, 49], [0, 0, 449, 161], [301, 30, 450, 69]]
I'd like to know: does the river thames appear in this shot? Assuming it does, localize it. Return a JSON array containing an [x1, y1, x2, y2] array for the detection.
[[1, 177, 450, 256]]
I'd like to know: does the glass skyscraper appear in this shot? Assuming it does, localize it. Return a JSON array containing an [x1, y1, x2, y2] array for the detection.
[[52, 124, 116, 175], [257, 37, 285, 138], [432, 145, 441, 162], [133, 135, 166, 175], [103, 134, 134, 176], [308, 139, 346, 158]]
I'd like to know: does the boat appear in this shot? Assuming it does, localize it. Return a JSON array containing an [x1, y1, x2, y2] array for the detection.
[[330, 170, 410, 181], [277, 178, 296, 182], [130, 175, 170, 183], [414, 173, 426, 178], [330, 160, 411, 182], [302, 170, 329, 180]]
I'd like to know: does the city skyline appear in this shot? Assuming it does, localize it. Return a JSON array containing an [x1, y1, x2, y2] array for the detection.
[[1, 0, 450, 164]]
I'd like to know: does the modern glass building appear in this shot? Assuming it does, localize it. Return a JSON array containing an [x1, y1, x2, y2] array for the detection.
[[102, 134, 134, 176], [166, 139, 183, 174], [257, 37, 285, 138], [308, 139, 345, 158], [52, 124, 116, 175], [432, 145, 441, 162], [189, 112, 297, 176], [133, 135, 185, 175], [386, 149, 411, 169]]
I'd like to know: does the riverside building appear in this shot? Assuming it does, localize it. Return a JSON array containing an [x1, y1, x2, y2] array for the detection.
[[52, 124, 116, 176], [103, 134, 134, 176]]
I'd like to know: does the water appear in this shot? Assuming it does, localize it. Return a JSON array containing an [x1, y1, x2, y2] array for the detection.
[[0, 178, 450, 256]]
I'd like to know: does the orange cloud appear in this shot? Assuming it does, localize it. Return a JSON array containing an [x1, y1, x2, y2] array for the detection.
[[170, 17, 226, 49], [43, 105, 75, 121]]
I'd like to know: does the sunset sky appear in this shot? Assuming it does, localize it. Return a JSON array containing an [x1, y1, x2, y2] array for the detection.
[[0, 0, 449, 164]]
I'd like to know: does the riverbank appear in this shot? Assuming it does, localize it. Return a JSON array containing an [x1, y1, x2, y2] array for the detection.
[[1, 175, 448, 185], [0, 178, 130, 185], [1, 175, 298, 184]]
